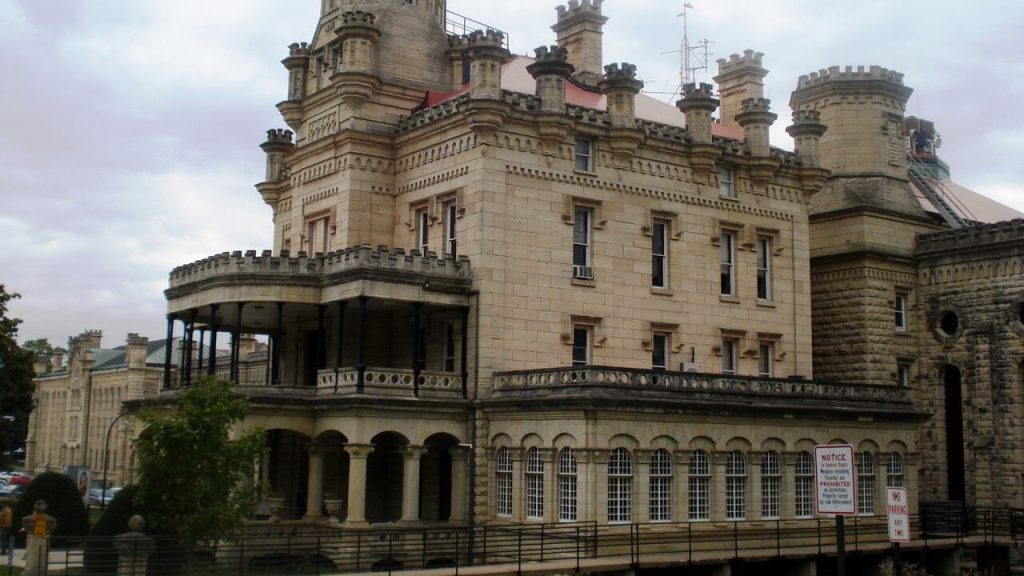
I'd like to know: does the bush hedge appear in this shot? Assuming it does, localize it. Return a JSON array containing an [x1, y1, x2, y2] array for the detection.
[[11, 471, 89, 548]]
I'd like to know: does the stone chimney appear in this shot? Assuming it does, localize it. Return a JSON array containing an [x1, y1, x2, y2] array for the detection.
[[526, 45, 575, 114], [552, 0, 608, 87], [466, 30, 509, 100], [735, 97, 777, 157], [125, 333, 149, 369], [77, 330, 103, 351], [677, 82, 719, 145], [51, 347, 66, 371], [33, 355, 48, 376], [598, 62, 644, 128], [714, 49, 767, 130], [786, 109, 828, 167]]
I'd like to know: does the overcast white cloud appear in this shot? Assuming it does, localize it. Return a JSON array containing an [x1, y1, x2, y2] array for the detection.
[[2, 0, 1022, 348]]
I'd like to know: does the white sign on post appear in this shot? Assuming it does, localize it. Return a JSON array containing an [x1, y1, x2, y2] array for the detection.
[[886, 487, 910, 542], [814, 444, 856, 515]]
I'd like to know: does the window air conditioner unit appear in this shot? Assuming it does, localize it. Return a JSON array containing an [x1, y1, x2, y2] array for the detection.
[[572, 265, 594, 280], [681, 362, 702, 373]]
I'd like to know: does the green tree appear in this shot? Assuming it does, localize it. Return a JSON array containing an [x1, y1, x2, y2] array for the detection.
[[135, 376, 263, 546], [22, 338, 54, 373], [0, 285, 34, 468]]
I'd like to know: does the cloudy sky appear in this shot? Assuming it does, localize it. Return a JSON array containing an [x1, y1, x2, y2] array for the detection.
[[2, 0, 1022, 348]]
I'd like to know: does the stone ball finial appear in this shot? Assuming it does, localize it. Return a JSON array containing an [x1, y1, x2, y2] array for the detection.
[[33, 500, 47, 513], [128, 515, 146, 532]]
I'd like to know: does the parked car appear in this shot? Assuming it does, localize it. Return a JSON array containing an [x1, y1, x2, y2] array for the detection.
[[0, 484, 24, 498], [7, 475, 32, 487], [88, 486, 122, 505]]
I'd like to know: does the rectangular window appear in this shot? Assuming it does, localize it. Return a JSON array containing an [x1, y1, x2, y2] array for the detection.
[[725, 452, 746, 521], [416, 208, 429, 253], [442, 199, 458, 257], [758, 342, 773, 378], [652, 219, 668, 288], [722, 338, 737, 375], [652, 332, 669, 371], [795, 452, 814, 518], [756, 236, 772, 300], [688, 451, 710, 521], [886, 453, 904, 488], [572, 326, 590, 367], [575, 137, 593, 171], [894, 293, 907, 331], [307, 217, 329, 254], [719, 166, 735, 198], [607, 449, 633, 524], [857, 453, 875, 515], [572, 207, 593, 279], [496, 448, 513, 517], [443, 323, 456, 372], [526, 449, 544, 520], [720, 229, 736, 296], [558, 448, 578, 522], [760, 452, 781, 520], [897, 361, 911, 387], [649, 450, 673, 522]]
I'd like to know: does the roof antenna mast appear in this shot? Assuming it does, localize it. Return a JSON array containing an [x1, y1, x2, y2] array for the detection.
[[679, 3, 711, 90]]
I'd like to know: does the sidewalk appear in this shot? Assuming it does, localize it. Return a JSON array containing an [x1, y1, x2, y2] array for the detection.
[[3, 545, 76, 573]]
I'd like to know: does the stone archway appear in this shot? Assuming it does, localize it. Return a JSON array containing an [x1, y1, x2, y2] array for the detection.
[[366, 432, 407, 523], [420, 433, 459, 521], [264, 429, 312, 520]]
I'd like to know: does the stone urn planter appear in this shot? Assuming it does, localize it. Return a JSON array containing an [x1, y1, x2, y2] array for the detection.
[[265, 497, 285, 522], [323, 498, 344, 524]]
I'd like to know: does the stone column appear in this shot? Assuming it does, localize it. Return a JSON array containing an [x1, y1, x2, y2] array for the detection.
[[450, 445, 470, 522], [21, 500, 56, 576], [781, 452, 799, 519], [538, 448, 556, 523], [905, 452, 921, 513], [401, 446, 425, 523], [305, 444, 326, 519], [675, 450, 691, 522], [509, 447, 524, 522], [634, 449, 652, 524], [575, 449, 594, 522], [748, 452, 764, 521], [711, 452, 728, 522], [591, 449, 611, 523], [875, 453, 891, 517], [344, 443, 373, 527], [114, 516, 154, 576]]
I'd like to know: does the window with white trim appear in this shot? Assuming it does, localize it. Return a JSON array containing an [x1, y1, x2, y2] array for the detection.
[[443, 323, 456, 372], [416, 207, 429, 253], [496, 447, 512, 517], [652, 332, 669, 371], [573, 206, 593, 275], [649, 449, 673, 522], [856, 452, 875, 515], [886, 453, 904, 488], [526, 448, 544, 520], [722, 338, 737, 375], [652, 219, 668, 289], [688, 450, 710, 521], [756, 236, 772, 301], [897, 361, 911, 387], [795, 451, 814, 518], [720, 229, 736, 296], [572, 325, 591, 367], [575, 137, 593, 171], [761, 451, 781, 520], [725, 451, 747, 520], [895, 293, 907, 331], [719, 166, 735, 198], [608, 448, 633, 523], [758, 342, 773, 378], [442, 198, 458, 257], [558, 448, 578, 522]]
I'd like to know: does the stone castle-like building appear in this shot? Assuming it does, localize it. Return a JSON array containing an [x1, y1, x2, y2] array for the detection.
[[29, 0, 1024, 572]]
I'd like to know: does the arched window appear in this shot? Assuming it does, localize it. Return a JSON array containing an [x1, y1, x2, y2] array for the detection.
[[761, 451, 781, 520], [525, 448, 544, 520], [857, 452, 875, 515], [688, 450, 710, 521], [608, 448, 633, 523], [886, 453, 904, 488], [496, 447, 512, 517], [725, 451, 747, 520], [649, 449, 673, 522], [557, 448, 577, 522], [794, 452, 814, 518]]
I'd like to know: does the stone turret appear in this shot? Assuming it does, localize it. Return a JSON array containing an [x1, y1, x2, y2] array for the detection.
[[714, 50, 767, 130], [735, 97, 776, 158], [676, 83, 722, 177], [282, 43, 310, 101], [125, 333, 149, 369], [33, 355, 48, 376], [337, 11, 380, 73], [260, 129, 294, 184], [51, 348, 66, 372], [552, 0, 608, 87], [598, 62, 644, 129], [786, 109, 828, 167], [526, 45, 575, 114], [465, 30, 509, 101], [446, 34, 472, 91]]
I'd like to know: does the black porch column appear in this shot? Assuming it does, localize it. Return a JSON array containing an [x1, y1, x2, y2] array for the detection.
[[184, 309, 197, 386], [412, 303, 423, 397], [334, 301, 347, 393], [272, 302, 284, 385], [461, 306, 470, 399], [357, 296, 368, 393], [197, 328, 206, 378], [163, 314, 175, 390], [207, 303, 220, 375], [316, 304, 327, 375], [232, 302, 245, 383]]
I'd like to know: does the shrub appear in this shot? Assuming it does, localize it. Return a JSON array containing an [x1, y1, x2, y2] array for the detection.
[[12, 471, 89, 548], [85, 485, 146, 574]]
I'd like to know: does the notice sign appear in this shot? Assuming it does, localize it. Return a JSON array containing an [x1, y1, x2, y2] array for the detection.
[[887, 487, 910, 542], [814, 444, 856, 515]]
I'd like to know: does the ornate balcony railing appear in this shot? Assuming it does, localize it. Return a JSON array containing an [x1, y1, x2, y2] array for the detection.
[[317, 368, 463, 398], [493, 366, 913, 406]]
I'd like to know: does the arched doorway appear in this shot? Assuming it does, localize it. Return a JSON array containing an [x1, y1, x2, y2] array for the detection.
[[420, 434, 458, 521], [264, 429, 312, 520], [366, 432, 406, 523], [942, 365, 966, 501], [316, 431, 349, 521]]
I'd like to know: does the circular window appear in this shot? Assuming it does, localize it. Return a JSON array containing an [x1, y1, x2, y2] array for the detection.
[[940, 311, 960, 336]]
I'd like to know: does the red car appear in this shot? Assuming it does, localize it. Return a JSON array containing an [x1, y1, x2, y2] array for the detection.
[[7, 475, 32, 487]]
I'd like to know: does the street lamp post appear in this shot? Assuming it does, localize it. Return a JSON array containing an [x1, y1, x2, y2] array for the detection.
[[100, 410, 131, 510]]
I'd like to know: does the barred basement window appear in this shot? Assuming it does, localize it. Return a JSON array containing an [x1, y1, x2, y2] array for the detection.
[[496, 447, 512, 517], [558, 448, 578, 522], [725, 451, 747, 521], [608, 448, 633, 523], [526, 448, 544, 520], [887, 453, 904, 488], [795, 452, 814, 518], [649, 449, 673, 522], [761, 451, 781, 520], [857, 452, 875, 515], [688, 450, 710, 521]]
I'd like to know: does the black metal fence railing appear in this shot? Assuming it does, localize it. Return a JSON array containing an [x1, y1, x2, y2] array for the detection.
[[24, 508, 1024, 576]]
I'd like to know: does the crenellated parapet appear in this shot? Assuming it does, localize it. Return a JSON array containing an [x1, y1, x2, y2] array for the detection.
[[552, 0, 608, 86], [786, 109, 828, 167], [259, 129, 294, 183], [464, 30, 509, 101], [796, 64, 905, 89], [735, 97, 777, 158], [336, 10, 380, 72], [714, 49, 767, 130], [676, 82, 719, 144], [527, 45, 575, 143], [916, 219, 1024, 256]]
